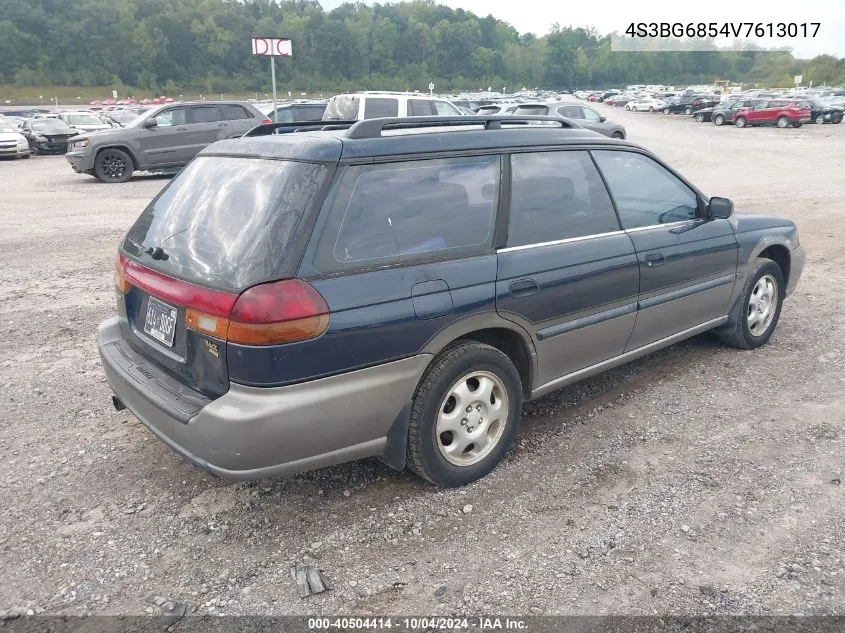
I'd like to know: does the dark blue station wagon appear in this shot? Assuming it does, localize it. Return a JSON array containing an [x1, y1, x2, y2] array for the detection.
[[99, 116, 805, 487]]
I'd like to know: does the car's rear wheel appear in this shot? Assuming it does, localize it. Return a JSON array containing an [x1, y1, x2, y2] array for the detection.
[[735, 116, 747, 128], [814, 114, 825, 124], [685, 106, 693, 115], [663, 107, 670, 115], [94, 148, 134, 183], [695, 113, 704, 122], [648, 106, 654, 112], [792, 121, 802, 128], [718, 258, 784, 350], [714, 114, 725, 126], [406, 341, 522, 487], [777, 115, 790, 128]]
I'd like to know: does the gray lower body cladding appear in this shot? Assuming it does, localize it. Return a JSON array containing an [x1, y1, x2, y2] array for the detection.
[[98, 317, 431, 479]]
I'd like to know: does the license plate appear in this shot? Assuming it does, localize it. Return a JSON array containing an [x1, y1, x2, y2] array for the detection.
[[143, 296, 178, 347]]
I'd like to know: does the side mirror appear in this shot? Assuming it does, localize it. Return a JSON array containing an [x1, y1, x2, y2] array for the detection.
[[708, 196, 733, 219], [599, 116, 606, 122], [143, 118, 157, 128]]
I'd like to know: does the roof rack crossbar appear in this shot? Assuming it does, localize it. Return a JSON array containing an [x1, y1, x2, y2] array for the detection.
[[343, 115, 575, 139]]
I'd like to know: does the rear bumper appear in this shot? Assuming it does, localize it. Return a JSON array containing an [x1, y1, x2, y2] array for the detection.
[[98, 317, 431, 479], [786, 245, 806, 297]]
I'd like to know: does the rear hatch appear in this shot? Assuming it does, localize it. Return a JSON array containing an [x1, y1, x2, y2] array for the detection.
[[117, 155, 328, 398]]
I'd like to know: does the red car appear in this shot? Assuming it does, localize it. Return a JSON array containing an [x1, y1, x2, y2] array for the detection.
[[733, 99, 812, 128]]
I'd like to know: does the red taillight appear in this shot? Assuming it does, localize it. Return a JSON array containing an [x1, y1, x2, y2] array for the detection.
[[117, 253, 329, 345], [115, 253, 130, 293], [228, 280, 329, 345], [262, 118, 273, 125]]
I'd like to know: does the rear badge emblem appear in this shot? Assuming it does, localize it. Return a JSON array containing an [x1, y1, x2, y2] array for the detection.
[[205, 340, 219, 358]]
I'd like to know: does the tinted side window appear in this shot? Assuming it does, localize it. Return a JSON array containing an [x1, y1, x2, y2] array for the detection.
[[408, 99, 435, 116], [592, 150, 699, 229], [189, 105, 220, 124], [363, 98, 399, 118], [293, 106, 325, 121], [313, 156, 499, 271], [507, 151, 620, 247], [220, 104, 251, 120], [514, 105, 549, 115], [557, 105, 582, 119], [153, 107, 186, 127]]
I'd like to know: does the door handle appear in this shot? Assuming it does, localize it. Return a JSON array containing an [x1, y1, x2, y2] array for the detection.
[[509, 279, 540, 297], [645, 253, 666, 267]]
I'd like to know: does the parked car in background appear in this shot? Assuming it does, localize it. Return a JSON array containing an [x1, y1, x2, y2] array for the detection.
[[56, 111, 114, 133], [799, 99, 844, 124], [733, 100, 812, 128], [20, 118, 79, 154], [259, 101, 327, 123], [476, 104, 519, 115], [0, 115, 26, 130], [323, 92, 463, 120], [626, 97, 665, 112], [99, 114, 804, 487], [511, 102, 626, 139], [712, 99, 764, 126], [663, 95, 719, 115], [0, 121, 31, 159], [66, 101, 270, 183]]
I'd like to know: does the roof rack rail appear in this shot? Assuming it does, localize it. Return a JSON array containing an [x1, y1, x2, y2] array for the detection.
[[344, 115, 578, 139], [243, 120, 359, 137]]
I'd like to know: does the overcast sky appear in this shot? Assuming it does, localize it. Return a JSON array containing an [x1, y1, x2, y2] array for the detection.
[[319, 0, 845, 59]]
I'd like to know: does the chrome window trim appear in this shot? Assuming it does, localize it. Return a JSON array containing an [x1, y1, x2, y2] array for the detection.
[[624, 219, 701, 233], [497, 230, 625, 253]]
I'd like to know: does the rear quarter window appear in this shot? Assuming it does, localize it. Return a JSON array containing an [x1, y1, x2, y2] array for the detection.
[[220, 104, 251, 120], [310, 156, 500, 273]]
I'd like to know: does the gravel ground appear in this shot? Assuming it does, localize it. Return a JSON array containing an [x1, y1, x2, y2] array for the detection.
[[0, 109, 843, 618]]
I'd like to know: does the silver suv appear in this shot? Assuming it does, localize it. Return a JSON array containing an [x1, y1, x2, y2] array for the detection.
[[66, 101, 268, 183]]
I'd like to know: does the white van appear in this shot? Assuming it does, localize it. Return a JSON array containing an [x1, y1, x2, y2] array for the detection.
[[323, 92, 463, 120]]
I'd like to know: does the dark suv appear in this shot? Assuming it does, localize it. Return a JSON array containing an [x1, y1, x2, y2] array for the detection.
[[99, 115, 805, 487], [66, 101, 270, 183]]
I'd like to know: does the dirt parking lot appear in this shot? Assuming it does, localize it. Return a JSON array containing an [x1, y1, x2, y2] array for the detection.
[[1, 108, 843, 618]]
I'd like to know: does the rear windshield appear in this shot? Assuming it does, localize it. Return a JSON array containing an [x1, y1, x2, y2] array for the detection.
[[123, 157, 327, 291], [513, 105, 549, 115]]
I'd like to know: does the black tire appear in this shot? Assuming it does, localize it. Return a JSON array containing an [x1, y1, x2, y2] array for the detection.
[[814, 114, 825, 125], [832, 114, 843, 124], [714, 114, 725, 126], [94, 148, 134, 183], [663, 107, 671, 115], [21, 154, 31, 159], [792, 121, 802, 128], [735, 116, 747, 128], [685, 106, 693, 115], [695, 113, 704, 122], [406, 341, 523, 487], [611, 131, 624, 139], [718, 258, 785, 350], [777, 115, 790, 128]]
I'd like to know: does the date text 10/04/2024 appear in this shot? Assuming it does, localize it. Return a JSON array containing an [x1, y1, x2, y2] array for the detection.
[[307, 617, 527, 630], [625, 22, 820, 38]]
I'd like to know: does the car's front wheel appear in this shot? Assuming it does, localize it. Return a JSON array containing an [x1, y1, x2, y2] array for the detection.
[[714, 114, 725, 126], [611, 131, 624, 139], [663, 107, 671, 115], [814, 114, 825, 124], [94, 148, 134, 183], [406, 341, 522, 487], [718, 258, 784, 350], [777, 115, 790, 128], [735, 116, 747, 128]]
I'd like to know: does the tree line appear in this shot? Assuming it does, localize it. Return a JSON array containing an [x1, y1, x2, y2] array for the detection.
[[2, 0, 844, 95]]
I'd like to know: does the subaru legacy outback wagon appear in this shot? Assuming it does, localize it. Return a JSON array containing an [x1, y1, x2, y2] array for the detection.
[[99, 115, 805, 487]]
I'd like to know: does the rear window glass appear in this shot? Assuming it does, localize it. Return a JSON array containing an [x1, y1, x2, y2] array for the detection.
[[220, 104, 251, 120], [363, 98, 399, 119], [513, 105, 549, 115], [324, 96, 360, 120], [312, 156, 499, 271], [123, 157, 327, 291]]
